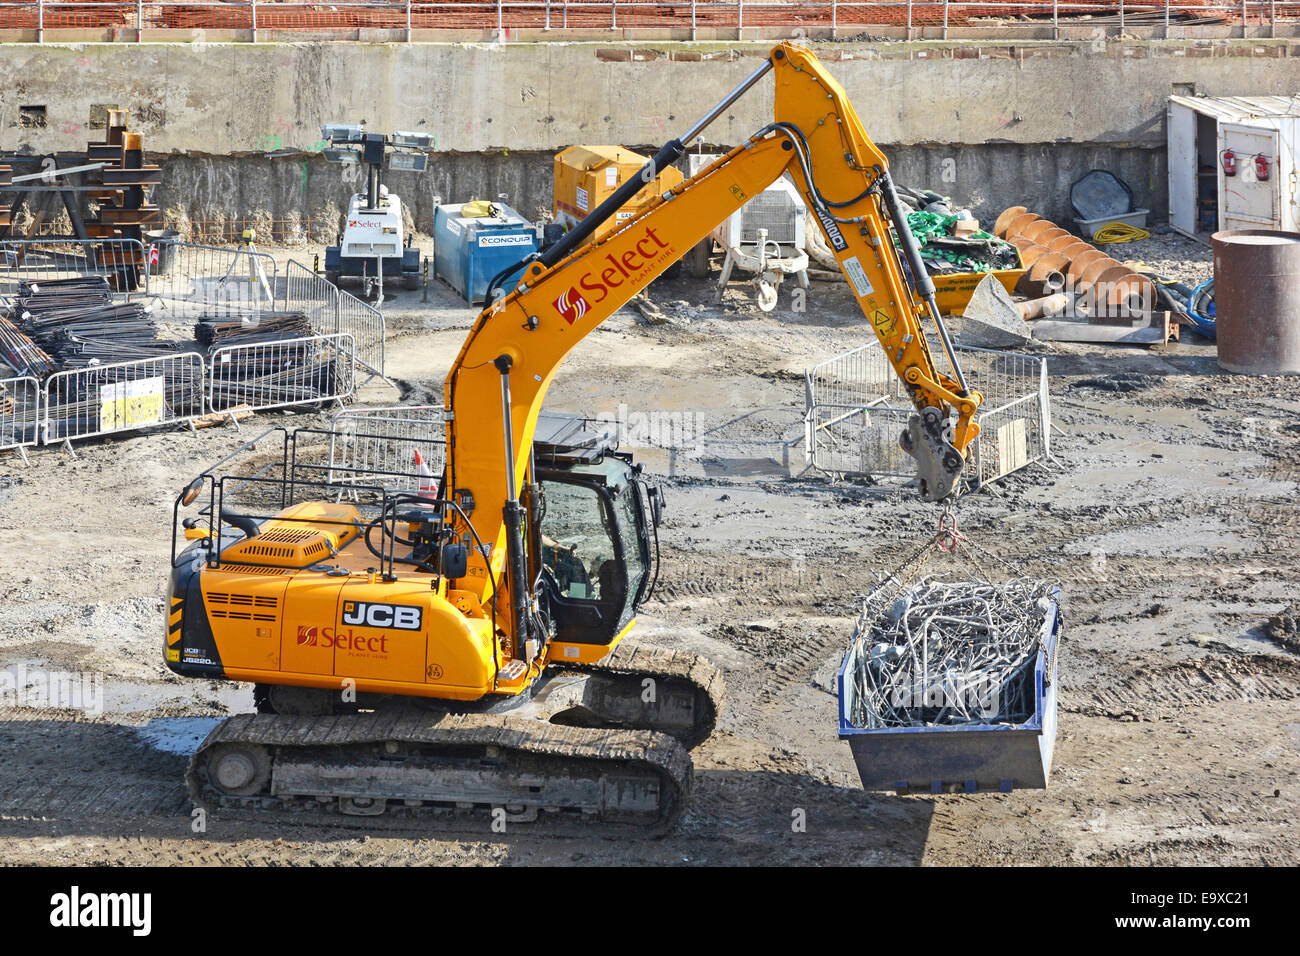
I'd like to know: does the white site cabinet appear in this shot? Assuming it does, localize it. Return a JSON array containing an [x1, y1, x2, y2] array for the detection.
[[1167, 95, 1300, 240]]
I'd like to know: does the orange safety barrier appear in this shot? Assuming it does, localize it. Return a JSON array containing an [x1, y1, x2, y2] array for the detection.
[[0, 0, 133, 28], [155, 3, 253, 29], [0, 0, 1293, 33], [255, 1, 408, 30]]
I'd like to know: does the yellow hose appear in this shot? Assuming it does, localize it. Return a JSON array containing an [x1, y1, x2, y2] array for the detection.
[[1092, 222, 1151, 244]]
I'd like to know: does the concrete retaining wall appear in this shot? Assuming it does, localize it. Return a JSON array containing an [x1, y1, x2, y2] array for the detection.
[[128, 143, 1160, 241], [0, 37, 1294, 231]]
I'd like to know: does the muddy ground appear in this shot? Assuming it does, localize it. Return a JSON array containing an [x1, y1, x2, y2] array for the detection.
[[1, 233, 1297, 866]]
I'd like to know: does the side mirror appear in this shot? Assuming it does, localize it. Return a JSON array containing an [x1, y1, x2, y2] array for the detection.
[[180, 477, 204, 507], [440, 542, 468, 580]]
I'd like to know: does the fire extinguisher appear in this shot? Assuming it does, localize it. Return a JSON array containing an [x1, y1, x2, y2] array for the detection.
[[1221, 149, 1236, 177], [1254, 154, 1270, 181]]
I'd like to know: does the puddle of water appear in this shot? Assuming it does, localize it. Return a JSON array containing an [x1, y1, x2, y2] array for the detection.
[[101, 679, 253, 715], [132, 716, 225, 756], [0, 656, 253, 756], [0, 656, 254, 717]]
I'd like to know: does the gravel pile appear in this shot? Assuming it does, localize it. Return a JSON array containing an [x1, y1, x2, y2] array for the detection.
[[1105, 229, 1213, 287]]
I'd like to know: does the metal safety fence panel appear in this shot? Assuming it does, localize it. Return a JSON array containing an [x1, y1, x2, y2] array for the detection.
[[282, 258, 339, 336], [805, 342, 904, 412], [1, 1, 1293, 38], [336, 288, 385, 377], [806, 401, 917, 477], [143, 242, 278, 322], [207, 332, 355, 415], [0, 374, 41, 459], [961, 346, 1050, 487], [41, 351, 206, 446], [804, 341, 1049, 489], [0, 239, 146, 302], [281, 259, 386, 377], [327, 404, 445, 496], [803, 341, 911, 477], [969, 391, 1042, 486]]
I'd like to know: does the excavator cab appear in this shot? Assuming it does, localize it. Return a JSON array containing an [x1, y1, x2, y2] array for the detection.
[[531, 413, 661, 648]]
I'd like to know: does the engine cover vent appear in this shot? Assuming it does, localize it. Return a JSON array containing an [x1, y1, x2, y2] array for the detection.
[[220, 502, 361, 568]]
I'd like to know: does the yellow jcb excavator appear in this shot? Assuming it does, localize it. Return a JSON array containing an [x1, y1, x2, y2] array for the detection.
[[167, 43, 984, 831]]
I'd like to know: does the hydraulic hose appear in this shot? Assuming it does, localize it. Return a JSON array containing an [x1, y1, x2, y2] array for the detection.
[[1186, 278, 1217, 340]]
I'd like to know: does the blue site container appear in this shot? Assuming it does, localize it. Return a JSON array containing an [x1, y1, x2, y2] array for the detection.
[[433, 202, 539, 304], [837, 588, 1061, 794]]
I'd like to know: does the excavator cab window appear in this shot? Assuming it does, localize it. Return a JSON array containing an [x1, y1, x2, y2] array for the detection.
[[537, 459, 648, 646], [540, 481, 617, 604]]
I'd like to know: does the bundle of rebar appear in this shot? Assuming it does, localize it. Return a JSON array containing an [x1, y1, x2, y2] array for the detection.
[[16, 276, 114, 301], [846, 575, 1056, 730], [195, 311, 313, 350], [208, 354, 340, 410], [21, 301, 147, 337], [10, 279, 182, 368], [22, 302, 176, 367], [0, 315, 57, 378], [13, 276, 200, 430], [209, 336, 320, 379]]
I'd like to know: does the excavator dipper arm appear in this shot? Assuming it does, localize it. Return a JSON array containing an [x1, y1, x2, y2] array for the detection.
[[770, 44, 982, 490]]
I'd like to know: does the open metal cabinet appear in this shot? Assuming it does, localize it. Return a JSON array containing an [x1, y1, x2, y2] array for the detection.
[[1167, 95, 1299, 242]]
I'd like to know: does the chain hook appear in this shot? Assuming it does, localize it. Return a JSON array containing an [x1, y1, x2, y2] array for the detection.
[[935, 501, 966, 554]]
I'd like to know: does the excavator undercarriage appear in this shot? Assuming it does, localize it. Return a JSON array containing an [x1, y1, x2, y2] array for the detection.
[[190, 641, 721, 833]]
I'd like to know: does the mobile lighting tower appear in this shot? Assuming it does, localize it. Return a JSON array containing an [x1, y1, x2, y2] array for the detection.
[[321, 122, 432, 299]]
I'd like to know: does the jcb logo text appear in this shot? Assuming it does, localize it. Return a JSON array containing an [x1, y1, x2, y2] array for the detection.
[[341, 601, 423, 631]]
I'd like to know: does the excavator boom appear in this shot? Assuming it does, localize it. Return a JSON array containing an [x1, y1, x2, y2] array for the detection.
[[444, 43, 983, 633]]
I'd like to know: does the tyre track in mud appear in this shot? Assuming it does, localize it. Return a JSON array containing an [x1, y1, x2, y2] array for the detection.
[[0, 712, 190, 823], [650, 546, 855, 706], [1063, 654, 1300, 721]]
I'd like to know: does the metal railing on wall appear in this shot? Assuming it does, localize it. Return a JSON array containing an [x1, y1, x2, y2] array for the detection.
[[0, 1, 1294, 42]]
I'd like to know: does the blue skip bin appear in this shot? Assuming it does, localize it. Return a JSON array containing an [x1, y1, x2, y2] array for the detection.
[[837, 589, 1061, 795]]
